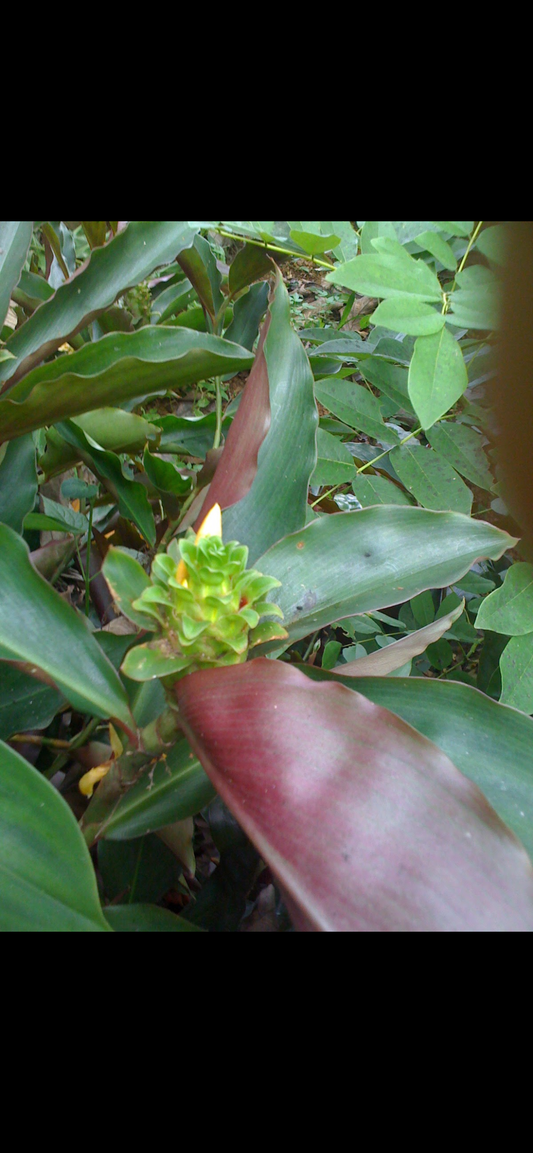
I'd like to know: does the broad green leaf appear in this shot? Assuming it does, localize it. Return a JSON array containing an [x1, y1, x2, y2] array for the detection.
[[360, 358, 413, 411], [39, 407, 159, 477], [311, 429, 357, 487], [500, 634, 533, 713], [101, 546, 154, 629], [177, 234, 223, 323], [447, 286, 500, 331], [314, 379, 399, 442], [223, 281, 270, 356], [0, 433, 37, 534], [360, 221, 398, 254], [98, 832, 182, 903], [475, 224, 508, 266], [415, 230, 457, 270], [370, 297, 445, 336], [410, 589, 436, 626], [0, 221, 198, 386], [0, 523, 135, 733], [0, 741, 111, 931], [54, 420, 156, 546], [41, 495, 88, 533], [329, 600, 464, 677], [289, 228, 341, 255], [408, 327, 468, 429], [426, 420, 495, 490], [104, 904, 203, 931], [300, 667, 533, 861], [97, 737, 215, 840], [228, 244, 275, 297], [476, 564, 533, 635], [433, 221, 473, 237], [390, 445, 473, 514], [153, 411, 232, 458], [150, 278, 194, 323], [0, 665, 63, 740], [176, 660, 533, 931], [0, 327, 254, 442], [326, 251, 442, 302], [143, 450, 192, 497], [255, 506, 515, 647], [351, 474, 412, 507], [209, 274, 318, 564], [0, 221, 33, 330]]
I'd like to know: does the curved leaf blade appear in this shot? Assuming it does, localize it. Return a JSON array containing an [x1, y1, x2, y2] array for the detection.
[[0, 741, 110, 931], [326, 252, 442, 302], [0, 327, 254, 442], [0, 221, 198, 387], [97, 737, 216, 840], [330, 600, 464, 677], [175, 660, 533, 932], [0, 523, 135, 733], [255, 507, 515, 647], [0, 221, 33, 330], [475, 563, 533, 635]]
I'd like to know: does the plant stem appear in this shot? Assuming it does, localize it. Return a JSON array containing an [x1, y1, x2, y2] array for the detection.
[[212, 377, 223, 449], [42, 716, 101, 779], [217, 228, 337, 271], [84, 500, 94, 615], [158, 485, 200, 551], [311, 427, 422, 507]]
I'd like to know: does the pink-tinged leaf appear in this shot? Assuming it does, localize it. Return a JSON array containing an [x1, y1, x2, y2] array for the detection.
[[176, 659, 533, 932], [193, 311, 271, 529], [332, 600, 464, 677]]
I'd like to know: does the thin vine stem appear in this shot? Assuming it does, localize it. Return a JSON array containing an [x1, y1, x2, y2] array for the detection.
[[216, 228, 337, 271], [311, 427, 423, 508]]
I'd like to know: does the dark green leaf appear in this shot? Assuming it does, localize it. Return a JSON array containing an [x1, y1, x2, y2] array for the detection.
[[0, 740, 110, 931], [103, 904, 203, 931], [311, 429, 356, 486], [426, 420, 495, 491], [97, 737, 216, 840], [254, 507, 514, 648], [0, 221, 198, 387], [0, 327, 253, 442], [0, 434, 37, 534], [0, 523, 135, 733], [0, 221, 33, 330], [314, 379, 399, 442], [55, 420, 156, 546], [0, 665, 63, 740], [390, 445, 473, 514]]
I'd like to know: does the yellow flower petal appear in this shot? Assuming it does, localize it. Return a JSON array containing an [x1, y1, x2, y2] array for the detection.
[[195, 502, 222, 542], [175, 558, 188, 586], [78, 762, 112, 798]]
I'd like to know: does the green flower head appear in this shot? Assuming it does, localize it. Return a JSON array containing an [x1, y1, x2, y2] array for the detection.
[[121, 504, 287, 683]]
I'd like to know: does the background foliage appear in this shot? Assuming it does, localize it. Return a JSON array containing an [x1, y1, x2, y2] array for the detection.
[[1, 219, 532, 932]]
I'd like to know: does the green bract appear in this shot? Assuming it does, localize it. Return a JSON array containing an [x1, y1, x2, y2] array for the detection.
[[121, 532, 287, 682]]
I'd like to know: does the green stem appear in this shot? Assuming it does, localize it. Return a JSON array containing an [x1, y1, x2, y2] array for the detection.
[[217, 228, 337, 271], [43, 716, 101, 779], [442, 221, 484, 315], [84, 500, 94, 616], [311, 427, 422, 507], [158, 485, 200, 551], [212, 376, 223, 449]]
